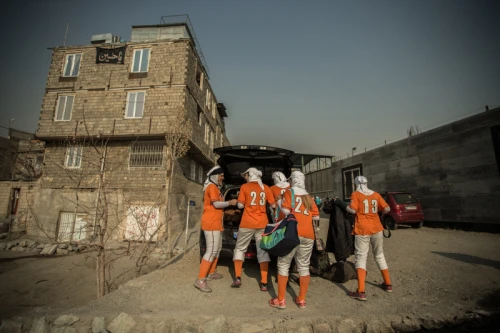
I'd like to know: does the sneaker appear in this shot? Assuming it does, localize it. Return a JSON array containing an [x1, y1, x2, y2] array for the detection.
[[259, 283, 268, 291], [194, 278, 212, 293], [381, 283, 393, 293], [207, 272, 223, 281], [348, 290, 367, 301], [231, 277, 242, 288], [269, 298, 286, 309], [294, 297, 306, 309]]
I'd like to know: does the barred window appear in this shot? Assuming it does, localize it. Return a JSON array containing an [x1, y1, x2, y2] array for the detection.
[[65, 146, 83, 168], [342, 164, 362, 200], [129, 141, 163, 167]]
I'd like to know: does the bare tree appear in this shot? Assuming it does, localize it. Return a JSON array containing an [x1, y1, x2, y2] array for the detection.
[[164, 109, 192, 256]]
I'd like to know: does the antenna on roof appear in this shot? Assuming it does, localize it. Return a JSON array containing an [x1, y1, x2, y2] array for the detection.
[[63, 23, 69, 46]]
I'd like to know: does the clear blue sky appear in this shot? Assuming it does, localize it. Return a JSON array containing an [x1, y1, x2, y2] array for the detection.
[[0, 0, 499, 157]]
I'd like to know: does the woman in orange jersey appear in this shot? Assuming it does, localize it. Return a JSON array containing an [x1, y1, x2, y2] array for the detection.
[[269, 171, 320, 309], [194, 166, 237, 293], [270, 171, 290, 223], [335, 176, 392, 301], [231, 168, 276, 291]]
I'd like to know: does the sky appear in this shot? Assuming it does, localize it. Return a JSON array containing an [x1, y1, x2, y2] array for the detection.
[[0, 0, 499, 157]]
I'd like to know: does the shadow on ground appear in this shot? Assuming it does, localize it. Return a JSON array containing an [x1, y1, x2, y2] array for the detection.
[[432, 252, 500, 270]]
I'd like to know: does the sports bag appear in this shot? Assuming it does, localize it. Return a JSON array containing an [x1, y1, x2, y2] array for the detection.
[[260, 189, 300, 257]]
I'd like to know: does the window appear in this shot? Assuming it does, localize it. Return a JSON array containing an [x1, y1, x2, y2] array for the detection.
[[210, 130, 214, 149], [189, 159, 196, 180], [197, 105, 203, 126], [65, 146, 83, 169], [131, 49, 150, 73], [342, 164, 362, 200], [212, 101, 217, 118], [195, 63, 204, 90], [204, 123, 210, 144], [198, 165, 204, 183], [55, 95, 74, 121], [58, 212, 87, 242], [129, 141, 163, 167], [63, 54, 82, 77], [126, 92, 145, 118], [206, 90, 211, 109]]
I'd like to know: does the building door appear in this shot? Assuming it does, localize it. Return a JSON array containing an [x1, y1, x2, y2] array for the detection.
[[125, 206, 160, 242]]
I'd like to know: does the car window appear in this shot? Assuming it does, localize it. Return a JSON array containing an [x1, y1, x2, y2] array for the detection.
[[392, 193, 418, 204]]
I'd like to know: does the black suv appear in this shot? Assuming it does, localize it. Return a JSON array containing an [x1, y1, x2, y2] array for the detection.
[[200, 145, 295, 259]]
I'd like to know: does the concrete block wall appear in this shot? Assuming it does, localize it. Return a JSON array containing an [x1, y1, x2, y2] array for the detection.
[[306, 108, 500, 224]]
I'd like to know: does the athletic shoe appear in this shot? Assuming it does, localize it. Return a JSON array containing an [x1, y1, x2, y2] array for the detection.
[[381, 283, 393, 293], [231, 277, 242, 288], [348, 290, 367, 301], [269, 298, 286, 309], [194, 278, 212, 293], [207, 272, 223, 281], [259, 283, 268, 291], [294, 297, 306, 309]]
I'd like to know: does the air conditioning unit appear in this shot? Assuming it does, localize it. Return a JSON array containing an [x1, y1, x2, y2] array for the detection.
[[91, 33, 113, 44]]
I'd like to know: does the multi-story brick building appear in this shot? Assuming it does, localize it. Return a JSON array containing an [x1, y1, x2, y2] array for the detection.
[[26, 18, 230, 245]]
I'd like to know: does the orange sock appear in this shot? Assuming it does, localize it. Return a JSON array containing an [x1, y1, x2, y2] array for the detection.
[[234, 260, 243, 278], [298, 275, 310, 301], [198, 259, 212, 279], [208, 257, 219, 274], [260, 262, 269, 284], [356, 268, 366, 293], [381, 269, 391, 285], [277, 274, 288, 301]]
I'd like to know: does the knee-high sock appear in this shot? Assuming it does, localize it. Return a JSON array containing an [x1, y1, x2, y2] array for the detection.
[[234, 260, 243, 278], [298, 275, 311, 301], [260, 262, 269, 284], [278, 274, 288, 301], [357, 268, 366, 293], [198, 259, 212, 279], [381, 269, 391, 285], [208, 257, 219, 274]]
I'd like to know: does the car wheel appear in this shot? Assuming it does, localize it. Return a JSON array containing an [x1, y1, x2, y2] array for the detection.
[[384, 216, 397, 230], [411, 222, 423, 229], [199, 231, 206, 261]]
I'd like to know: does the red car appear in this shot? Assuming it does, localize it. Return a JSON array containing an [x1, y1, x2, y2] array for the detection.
[[380, 191, 424, 230]]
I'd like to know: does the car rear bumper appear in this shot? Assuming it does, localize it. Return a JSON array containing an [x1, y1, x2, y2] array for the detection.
[[392, 212, 424, 224]]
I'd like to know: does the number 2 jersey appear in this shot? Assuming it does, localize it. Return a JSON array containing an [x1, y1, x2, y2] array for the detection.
[[238, 182, 276, 229], [282, 190, 319, 240], [349, 191, 389, 236]]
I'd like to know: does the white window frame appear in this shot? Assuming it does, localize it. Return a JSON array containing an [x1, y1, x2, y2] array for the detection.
[[204, 123, 210, 144], [198, 111, 203, 127], [131, 48, 150, 73], [212, 101, 217, 118], [197, 163, 204, 183], [189, 159, 196, 180], [210, 130, 214, 149], [342, 165, 362, 200], [65, 146, 83, 169], [54, 95, 75, 121], [125, 91, 146, 119], [129, 141, 164, 168], [63, 53, 82, 77]]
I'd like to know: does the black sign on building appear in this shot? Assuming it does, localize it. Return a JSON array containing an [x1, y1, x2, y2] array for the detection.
[[96, 46, 127, 64]]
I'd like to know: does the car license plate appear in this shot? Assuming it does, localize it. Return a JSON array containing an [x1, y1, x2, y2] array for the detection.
[[406, 205, 417, 210], [233, 231, 238, 239]]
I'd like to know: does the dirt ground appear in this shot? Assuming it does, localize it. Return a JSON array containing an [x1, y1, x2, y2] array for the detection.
[[1, 225, 500, 330]]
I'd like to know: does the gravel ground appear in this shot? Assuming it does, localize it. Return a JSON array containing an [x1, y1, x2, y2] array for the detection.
[[1, 225, 499, 331]]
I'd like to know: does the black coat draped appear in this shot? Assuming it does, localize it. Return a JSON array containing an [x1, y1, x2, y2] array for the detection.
[[322, 199, 355, 262]]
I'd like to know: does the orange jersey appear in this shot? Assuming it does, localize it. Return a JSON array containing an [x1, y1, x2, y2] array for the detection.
[[238, 182, 276, 229], [270, 184, 290, 222], [282, 190, 319, 240], [349, 191, 389, 235], [201, 183, 224, 231]]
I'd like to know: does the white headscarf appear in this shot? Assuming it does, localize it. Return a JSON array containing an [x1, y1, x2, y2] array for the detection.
[[203, 166, 224, 192], [289, 170, 308, 195], [355, 176, 374, 196], [272, 171, 290, 189], [242, 167, 264, 190]]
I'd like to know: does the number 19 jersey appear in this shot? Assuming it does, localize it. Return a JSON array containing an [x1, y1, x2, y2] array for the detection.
[[349, 191, 389, 236], [238, 182, 276, 229]]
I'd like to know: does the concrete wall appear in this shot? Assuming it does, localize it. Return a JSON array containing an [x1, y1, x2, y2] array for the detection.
[[307, 108, 500, 224]]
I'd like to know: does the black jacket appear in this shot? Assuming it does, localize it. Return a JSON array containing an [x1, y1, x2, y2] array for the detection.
[[322, 199, 355, 262]]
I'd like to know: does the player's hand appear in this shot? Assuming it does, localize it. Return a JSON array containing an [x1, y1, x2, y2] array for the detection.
[[228, 199, 238, 206]]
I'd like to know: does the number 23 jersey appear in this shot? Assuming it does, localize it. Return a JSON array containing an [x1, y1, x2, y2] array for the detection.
[[238, 182, 276, 229], [349, 191, 389, 236]]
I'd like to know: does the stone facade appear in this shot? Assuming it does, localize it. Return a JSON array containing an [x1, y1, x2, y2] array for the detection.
[[17, 23, 230, 244]]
